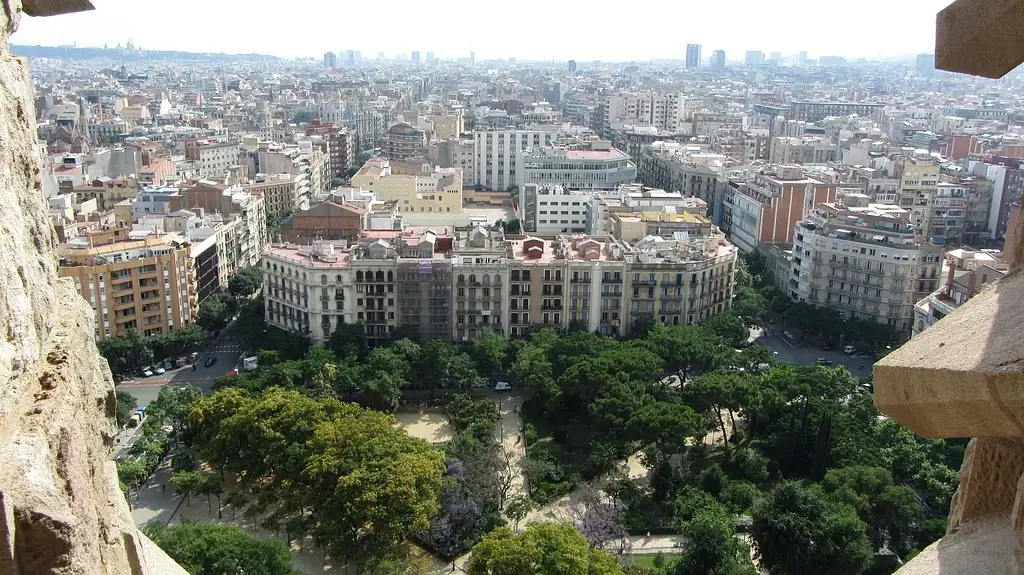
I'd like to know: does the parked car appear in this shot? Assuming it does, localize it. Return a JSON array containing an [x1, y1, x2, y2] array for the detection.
[[113, 373, 128, 382], [494, 381, 512, 392], [204, 356, 218, 367], [844, 345, 857, 354], [815, 358, 833, 366], [141, 368, 154, 377], [822, 343, 834, 352], [154, 366, 166, 375]]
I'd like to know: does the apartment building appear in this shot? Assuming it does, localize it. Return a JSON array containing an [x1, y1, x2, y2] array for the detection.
[[638, 143, 726, 208], [517, 141, 637, 191], [246, 173, 304, 223], [167, 181, 269, 285], [506, 237, 570, 337], [433, 138, 476, 187], [397, 229, 453, 342], [260, 225, 740, 342], [184, 139, 239, 178], [452, 226, 507, 342], [73, 177, 139, 211], [788, 196, 943, 332], [769, 136, 837, 165], [262, 242, 353, 342], [604, 92, 690, 133], [473, 128, 558, 191], [522, 184, 590, 235], [728, 165, 838, 252], [624, 233, 737, 327], [305, 123, 355, 176], [381, 122, 427, 160], [349, 238, 400, 342], [788, 101, 884, 123], [912, 248, 1006, 337], [350, 158, 463, 214], [60, 228, 197, 341]]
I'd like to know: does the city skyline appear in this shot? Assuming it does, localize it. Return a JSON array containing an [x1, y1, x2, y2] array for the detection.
[[12, 0, 952, 62]]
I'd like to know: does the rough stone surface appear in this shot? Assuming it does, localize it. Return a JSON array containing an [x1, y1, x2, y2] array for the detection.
[[0, 2, 182, 573], [935, 0, 1024, 79], [874, 268, 1024, 438], [895, 513, 1024, 575], [947, 439, 1024, 533]]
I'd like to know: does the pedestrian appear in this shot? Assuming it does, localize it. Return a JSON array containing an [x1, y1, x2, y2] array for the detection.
[[161, 483, 166, 493]]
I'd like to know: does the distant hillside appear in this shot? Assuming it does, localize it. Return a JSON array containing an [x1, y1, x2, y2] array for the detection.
[[11, 44, 282, 62]]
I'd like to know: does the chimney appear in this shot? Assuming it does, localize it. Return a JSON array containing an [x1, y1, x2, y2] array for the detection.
[[967, 270, 978, 298], [945, 261, 956, 298]]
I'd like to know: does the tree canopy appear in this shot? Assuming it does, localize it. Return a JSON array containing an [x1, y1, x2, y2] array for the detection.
[[467, 523, 623, 575], [189, 387, 444, 564], [144, 522, 299, 575]]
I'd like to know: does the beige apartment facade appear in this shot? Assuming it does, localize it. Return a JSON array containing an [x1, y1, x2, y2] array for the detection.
[[60, 229, 198, 341], [789, 198, 943, 332]]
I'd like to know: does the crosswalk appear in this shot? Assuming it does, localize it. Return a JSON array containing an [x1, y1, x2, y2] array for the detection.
[[209, 344, 246, 354]]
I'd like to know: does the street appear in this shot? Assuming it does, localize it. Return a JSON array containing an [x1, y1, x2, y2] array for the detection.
[[117, 325, 248, 407], [752, 328, 875, 379]]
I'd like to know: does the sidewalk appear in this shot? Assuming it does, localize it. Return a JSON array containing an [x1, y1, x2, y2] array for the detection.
[[129, 458, 351, 574]]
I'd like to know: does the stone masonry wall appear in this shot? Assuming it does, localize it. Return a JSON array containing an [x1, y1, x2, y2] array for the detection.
[[0, 2, 181, 573]]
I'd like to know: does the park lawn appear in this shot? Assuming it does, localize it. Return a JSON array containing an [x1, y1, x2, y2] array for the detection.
[[629, 553, 680, 569]]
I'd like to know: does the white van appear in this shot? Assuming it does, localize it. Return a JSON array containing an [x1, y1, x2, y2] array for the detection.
[[494, 381, 511, 392]]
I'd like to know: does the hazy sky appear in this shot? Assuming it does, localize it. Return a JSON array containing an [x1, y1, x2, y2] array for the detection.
[[13, 0, 952, 61]]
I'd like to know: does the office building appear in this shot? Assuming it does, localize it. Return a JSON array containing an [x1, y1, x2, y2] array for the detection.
[[412, 51, 421, 64], [518, 141, 637, 192], [567, 59, 577, 74], [522, 184, 591, 235], [426, 51, 435, 64], [744, 51, 765, 67], [686, 44, 702, 69], [916, 53, 936, 75], [473, 128, 558, 191], [60, 228, 197, 341], [711, 50, 726, 70], [323, 52, 337, 69]]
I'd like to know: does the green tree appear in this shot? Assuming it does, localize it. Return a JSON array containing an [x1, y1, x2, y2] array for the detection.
[[329, 321, 367, 359], [470, 329, 509, 375], [144, 522, 298, 575], [228, 266, 264, 298], [751, 481, 873, 575], [467, 523, 623, 575], [116, 458, 148, 493], [703, 312, 748, 348], [505, 494, 536, 532], [171, 469, 203, 506], [821, 465, 923, 557], [197, 292, 238, 331], [115, 390, 138, 428], [672, 505, 757, 575]]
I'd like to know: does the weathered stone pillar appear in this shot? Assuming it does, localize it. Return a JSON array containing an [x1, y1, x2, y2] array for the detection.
[[0, 1, 185, 573]]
